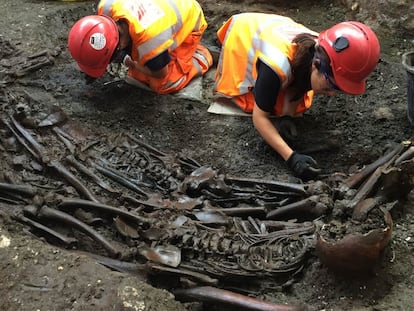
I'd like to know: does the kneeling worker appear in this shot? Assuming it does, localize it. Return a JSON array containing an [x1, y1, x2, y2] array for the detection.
[[68, 0, 213, 94], [214, 13, 380, 180]]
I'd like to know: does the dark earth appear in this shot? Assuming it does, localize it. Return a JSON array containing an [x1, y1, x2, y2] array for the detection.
[[1, 0, 414, 310]]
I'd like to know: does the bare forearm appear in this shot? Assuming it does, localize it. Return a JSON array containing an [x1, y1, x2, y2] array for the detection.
[[256, 119, 293, 160], [252, 110, 293, 160]]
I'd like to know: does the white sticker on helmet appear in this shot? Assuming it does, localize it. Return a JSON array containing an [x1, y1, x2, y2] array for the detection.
[[89, 33, 107, 50]]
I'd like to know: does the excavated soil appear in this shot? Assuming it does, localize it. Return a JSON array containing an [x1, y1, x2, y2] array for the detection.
[[1, 0, 414, 310]]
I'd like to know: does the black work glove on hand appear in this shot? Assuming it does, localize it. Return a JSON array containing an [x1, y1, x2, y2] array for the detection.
[[276, 116, 298, 142], [286, 151, 321, 181]]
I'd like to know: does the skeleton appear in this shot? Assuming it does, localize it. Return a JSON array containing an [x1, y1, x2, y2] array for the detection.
[[0, 37, 60, 86], [0, 106, 413, 309]]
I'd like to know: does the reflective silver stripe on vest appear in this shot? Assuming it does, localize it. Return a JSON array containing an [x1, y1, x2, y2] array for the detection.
[[239, 16, 292, 94], [163, 55, 203, 91], [101, 0, 115, 16], [192, 57, 202, 74], [238, 45, 255, 94], [137, 0, 182, 61], [163, 76, 186, 90], [101, 0, 184, 62], [255, 39, 291, 85], [193, 50, 208, 71]]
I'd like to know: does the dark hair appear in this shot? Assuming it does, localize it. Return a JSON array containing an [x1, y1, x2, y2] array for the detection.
[[313, 45, 332, 75], [289, 33, 318, 101]]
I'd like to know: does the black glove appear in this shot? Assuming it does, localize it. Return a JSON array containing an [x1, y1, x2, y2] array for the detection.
[[286, 151, 321, 180], [276, 116, 298, 142]]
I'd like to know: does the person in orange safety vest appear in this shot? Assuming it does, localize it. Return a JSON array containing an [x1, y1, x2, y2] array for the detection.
[[68, 0, 213, 94], [213, 13, 380, 180]]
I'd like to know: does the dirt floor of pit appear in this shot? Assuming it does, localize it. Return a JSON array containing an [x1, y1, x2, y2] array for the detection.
[[1, 0, 414, 310]]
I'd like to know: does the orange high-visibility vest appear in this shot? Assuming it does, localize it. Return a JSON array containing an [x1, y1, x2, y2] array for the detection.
[[98, 0, 211, 94], [214, 13, 318, 115]]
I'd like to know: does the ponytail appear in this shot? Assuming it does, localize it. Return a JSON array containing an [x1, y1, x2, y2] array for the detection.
[[289, 33, 317, 101]]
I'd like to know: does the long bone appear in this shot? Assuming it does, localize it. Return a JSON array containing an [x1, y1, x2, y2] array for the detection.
[[266, 195, 326, 219], [225, 176, 307, 196], [5, 116, 99, 202], [94, 164, 150, 197], [0, 182, 37, 197], [10, 115, 46, 159], [349, 148, 402, 209], [59, 198, 152, 225], [394, 145, 414, 165], [85, 253, 219, 285], [127, 134, 166, 156], [3, 118, 42, 162], [53, 127, 75, 154], [0, 195, 26, 205], [14, 215, 78, 246], [23, 205, 120, 258], [211, 206, 267, 217], [147, 263, 219, 286], [14, 55, 55, 77], [49, 160, 99, 203], [127, 134, 201, 169], [344, 143, 405, 189], [173, 286, 309, 311], [65, 156, 117, 193]]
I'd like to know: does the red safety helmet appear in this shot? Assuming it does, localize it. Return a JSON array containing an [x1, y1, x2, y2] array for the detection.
[[318, 21, 380, 95], [68, 15, 119, 78]]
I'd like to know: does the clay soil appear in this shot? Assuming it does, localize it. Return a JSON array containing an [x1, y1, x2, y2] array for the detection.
[[1, 0, 414, 310]]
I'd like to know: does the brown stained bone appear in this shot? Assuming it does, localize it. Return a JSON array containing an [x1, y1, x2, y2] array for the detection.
[[94, 164, 149, 197], [173, 286, 309, 311], [65, 156, 117, 194], [348, 149, 401, 210], [148, 264, 219, 286], [3, 118, 42, 162], [316, 207, 393, 274], [23, 205, 120, 258], [352, 197, 381, 221], [266, 195, 327, 219], [180, 166, 232, 195], [6, 117, 101, 203], [49, 160, 100, 203], [3, 109, 414, 296], [53, 128, 75, 154], [59, 198, 152, 225], [10, 115, 46, 160], [0, 182, 37, 197], [209, 206, 267, 217], [27, 48, 61, 59], [1, 48, 58, 80], [122, 195, 166, 210], [88, 252, 218, 285], [14, 55, 55, 77], [345, 143, 405, 189], [15, 215, 77, 246], [348, 166, 383, 210], [225, 176, 307, 195], [394, 145, 414, 165], [127, 134, 166, 156]]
